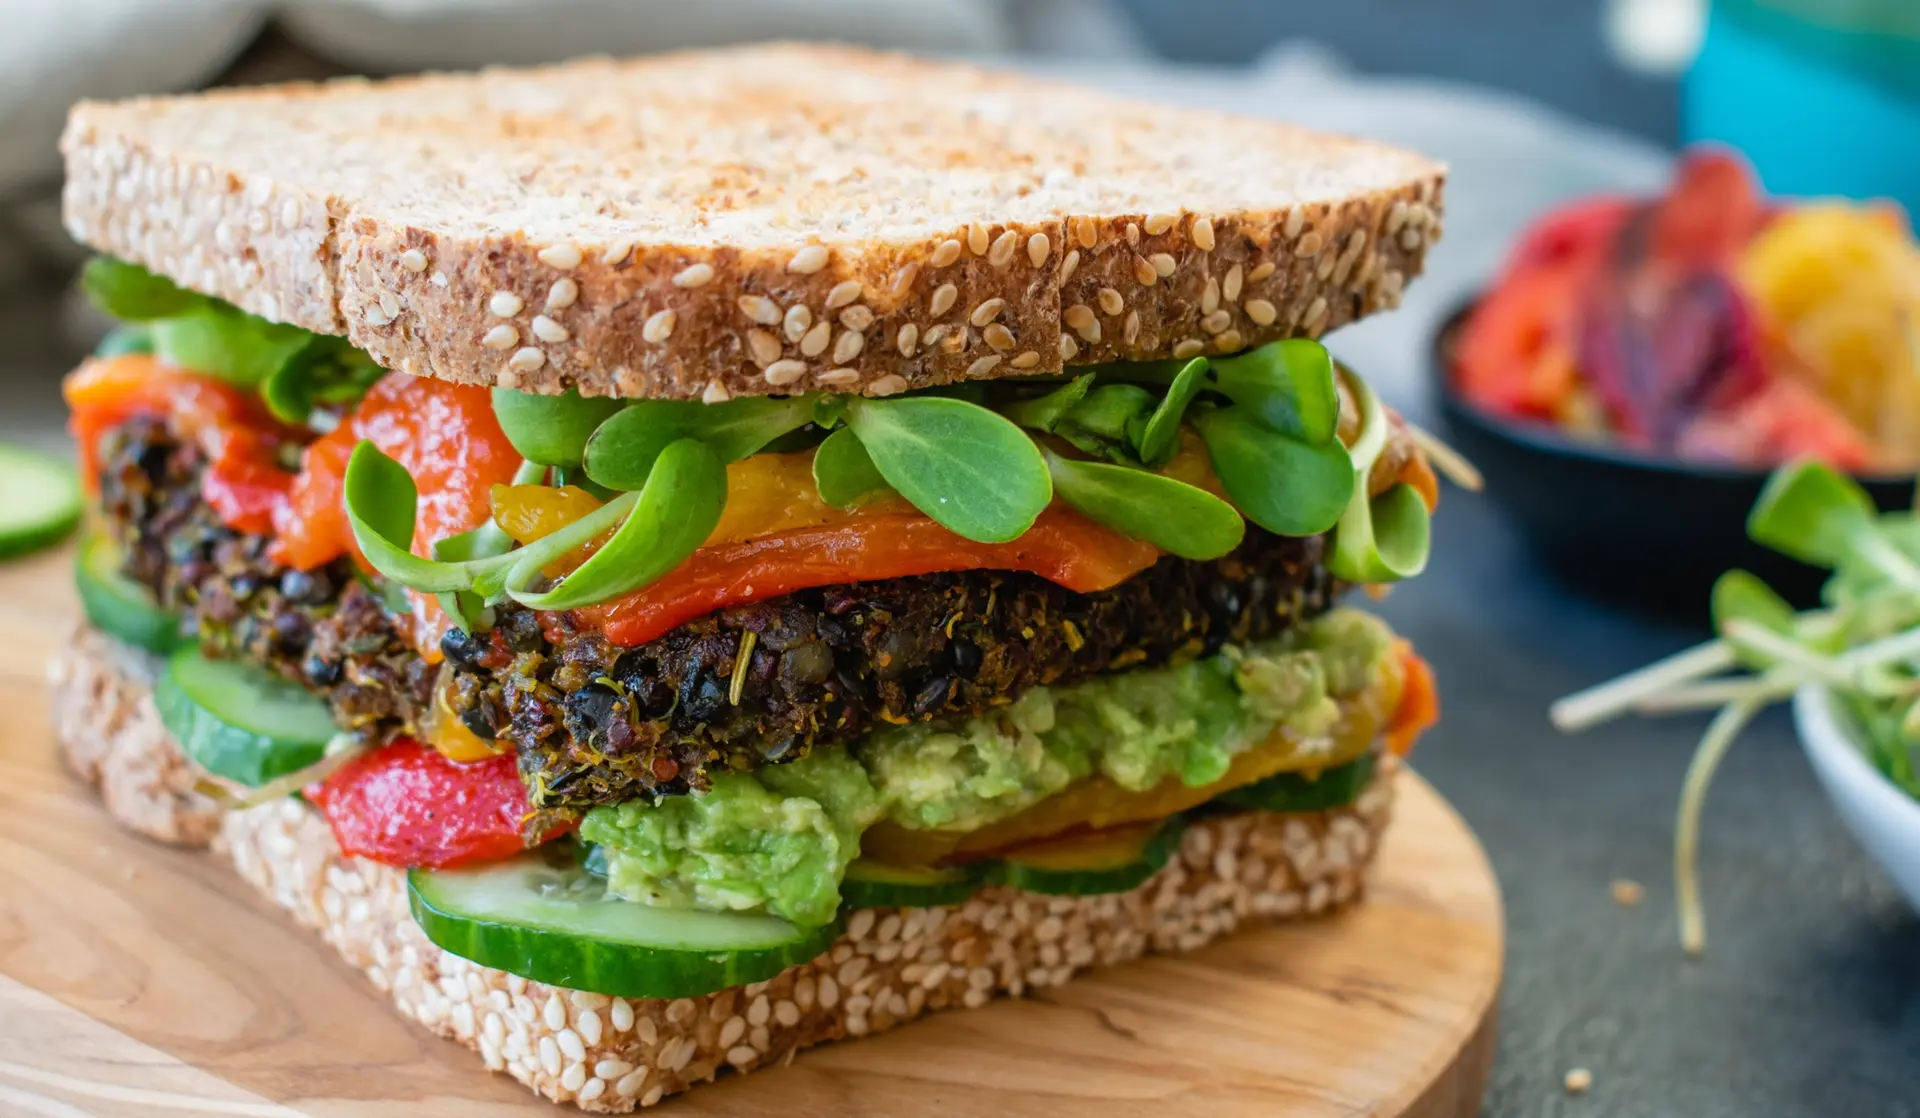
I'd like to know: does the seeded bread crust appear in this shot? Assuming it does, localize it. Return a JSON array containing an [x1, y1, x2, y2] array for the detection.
[[50, 622, 1395, 1112], [60, 43, 1445, 403]]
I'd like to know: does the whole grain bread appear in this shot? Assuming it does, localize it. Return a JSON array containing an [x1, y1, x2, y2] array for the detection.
[[48, 622, 1397, 1112], [61, 43, 1445, 403]]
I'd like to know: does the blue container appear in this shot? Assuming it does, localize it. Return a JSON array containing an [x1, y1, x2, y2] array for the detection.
[[1684, 0, 1920, 213]]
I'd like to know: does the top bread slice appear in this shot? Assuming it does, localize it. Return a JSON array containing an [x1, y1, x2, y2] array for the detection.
[[60, 43, 1445, 402]]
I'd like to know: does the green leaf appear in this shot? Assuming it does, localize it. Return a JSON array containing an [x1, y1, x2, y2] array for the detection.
[[81, 258, 204, 321], [1711, 569, 1798, 670], [1748, 459, 1878, 568], [151, 308, 313, 388], [492, 387, 626, 467], [1328, 483, 1431, 583], [1193, 407, 1354, 536], [1043, 449, 1244, 560], [343, 442, 481, 593], [813, 425, 894, 508], [94, 325, 154, 358], [1136, 357, 1210, 467], [1211, 340, 1340, 444], [584, 396, 814, 490], [1000, 374, 1094, 432], [1054, 383, 1155, 462], [844, 396, 1051, 543], [509, 440, 727, 610], [262, 336, 385, 424]]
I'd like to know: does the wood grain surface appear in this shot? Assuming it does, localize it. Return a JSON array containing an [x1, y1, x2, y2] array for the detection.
[[0, 544, 1504, 1116]]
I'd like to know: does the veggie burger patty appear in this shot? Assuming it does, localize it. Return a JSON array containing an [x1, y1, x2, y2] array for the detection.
[[98, 413, 1343, 810]]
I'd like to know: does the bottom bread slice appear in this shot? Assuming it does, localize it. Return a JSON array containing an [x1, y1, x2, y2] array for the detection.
[[50, 624, 1398, 1112]]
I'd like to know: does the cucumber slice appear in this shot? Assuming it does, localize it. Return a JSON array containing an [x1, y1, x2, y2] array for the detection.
[[409, 852, 840, 999], [842, 859, 982, 909], [154, 646, 336, 786], [989, 818, 1185, 897], [0, 444, 82, 559], [74, 533, 182, 653], [94, 324, 155, 357], [1215, 753, 1376, 814]]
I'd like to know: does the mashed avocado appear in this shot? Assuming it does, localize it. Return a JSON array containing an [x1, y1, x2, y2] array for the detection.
[[584, 609, 1399, 926]]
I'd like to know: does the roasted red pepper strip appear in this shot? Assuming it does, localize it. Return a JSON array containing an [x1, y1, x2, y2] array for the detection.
[[312, 739, 572, 869], [1385, 642, 1439, 757], [567, 507, 1164, 648]]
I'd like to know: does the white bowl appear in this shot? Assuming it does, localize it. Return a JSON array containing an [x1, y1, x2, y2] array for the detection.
[[1794, 685, 1920, 912]]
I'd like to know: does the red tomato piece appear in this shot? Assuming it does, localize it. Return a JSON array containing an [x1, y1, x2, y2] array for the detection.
[[312, 739, 570, 870]]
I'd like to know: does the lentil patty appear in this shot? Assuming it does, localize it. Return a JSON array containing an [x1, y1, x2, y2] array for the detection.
[[96, 417, 1340, 810]]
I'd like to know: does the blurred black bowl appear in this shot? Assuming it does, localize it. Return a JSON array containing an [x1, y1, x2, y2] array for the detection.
[[1432, 300, 1916, 615]]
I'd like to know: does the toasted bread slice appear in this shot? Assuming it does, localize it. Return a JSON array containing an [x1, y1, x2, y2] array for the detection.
[[61, 43, 1444, 403], [48, 622, 1396, 1112]]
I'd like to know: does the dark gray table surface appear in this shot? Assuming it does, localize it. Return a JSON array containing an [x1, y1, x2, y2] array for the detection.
[[3, 288, 1916, 1116]]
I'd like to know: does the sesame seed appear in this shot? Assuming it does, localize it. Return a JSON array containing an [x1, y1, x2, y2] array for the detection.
[[967, 223, 990, 255], [839, 305, 875, 332], [673, 263, 715, 288], [1011, 350, 1041, 369], [825, 280, 862, 310], [596, 1059, 633, 1079], [923, 324, 948, 347], [643, 309, 677, 343], [1215, 328, 1243, 352], [280, 198, 301, 228], [489, 292, 524, 318], [1150, 253, 1177, 277], [1096, 288, 1123, 316], [1125, 222, 1141, 246], [1173, 338, 1205, 359], [720, 1017, 747, 1049], [539, 1036, 562, 1078], [747, 329, 782, 366], [599, 240, 634, 266], [784, 304, 813, 342], [1297, 230, 1325, 257], [1060, 249, 1080, 285], [775, 1000, 801, 1027], [869, 374, 909, 397], [890, 262, 920, 301], [641, 1085, 666, 1107], [377, 290, 400, 319], [1304, 296, 1329, 333], [1316, 254, 1336, 282], [608, 998, 633, 1033], [788, 245, 830, 274], [988, 230, 1019, 268], [1202, 309, 1232, 335], [1059, 334, 1079, 361], [1401, 227, 1423, 252], [832, 330, 865, 364], [531, 315, 569, 343], [1249, 261, 1277, 282], [1064, 304, 1096, 332], [538, 244, 583, 270], [966, 355, 1002, 378], [1387, 200, 1410, 235], [896, 323, 919, 356], [930, 239, 962, 268], [1123, 310, 1141, 346], [508, 347, 546, 373], [616, 1069, 646, 1097], [1191, 216, 1217, 251], [1027, 233, 1050, 267], [496, 367, 519, 390], [1144, 212, 1177, 236], [738, 295, 780, 326], [545, 278, 578, 311], [1284, 209, 1306, 240], [578, 1079, 605, 1104], [970, 298, 1006, 327], [543, 994, 567, 1031], [817, 368, 860, 386], [557, 1028, 586, 1062], [1245, 298, 1278, 326], [929, 283, 958, 318], [1565, 1069, 1593, 1095], [728, 1046, 758, 1070], [983, 324, 1014, 351], [800, 321, 831, 357], [577, 1009, 602, 1046], [765, 359, 807, 386], [1224, 264, 1247, 303], [400, 248, 428, 273], [1131, 256, 1158, 286], [702, 380, 732, 404], [431, 271, 449, 288]]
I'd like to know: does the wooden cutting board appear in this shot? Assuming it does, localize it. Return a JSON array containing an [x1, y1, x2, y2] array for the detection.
[[0, 544, 1503, 1117]]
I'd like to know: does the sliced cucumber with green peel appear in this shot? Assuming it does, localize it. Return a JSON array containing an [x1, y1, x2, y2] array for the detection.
[[1215, 754, 1376, 814], [75, 533, 182, 653], [842, 859, 982, 909], [0, 444, 82, 559], [409, 853, 840, 999], [989, 818, 1185, 898], [154, 646, 336, 786]]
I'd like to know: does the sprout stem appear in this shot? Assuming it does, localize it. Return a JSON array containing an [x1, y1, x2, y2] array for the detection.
[[1405, 422, 1484, 492], [1630, 676, 1798, 713], [1550, 638, 1735, 732], [1675, 696, 1765, 957]]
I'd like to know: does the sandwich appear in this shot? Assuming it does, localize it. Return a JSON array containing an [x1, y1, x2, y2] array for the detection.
[[48, 44, 1449, 1111]]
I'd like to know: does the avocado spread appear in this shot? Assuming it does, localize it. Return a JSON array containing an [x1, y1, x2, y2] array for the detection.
[[583, 609, 1399, 926]]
